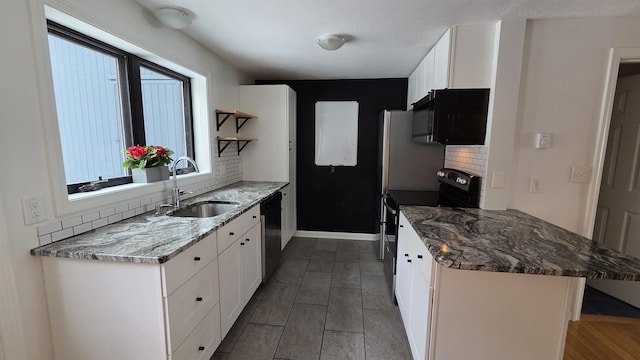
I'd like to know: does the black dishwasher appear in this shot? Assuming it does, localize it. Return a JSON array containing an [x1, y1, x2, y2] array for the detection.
[[261, 191, 282, 283]]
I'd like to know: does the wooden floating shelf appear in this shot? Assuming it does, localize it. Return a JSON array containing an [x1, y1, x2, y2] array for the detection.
[[216, 136, 257, 157], [215, 109, 257, 132]]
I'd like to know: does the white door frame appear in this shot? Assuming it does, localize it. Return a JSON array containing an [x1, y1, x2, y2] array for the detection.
[[583, 48, 640, 238]]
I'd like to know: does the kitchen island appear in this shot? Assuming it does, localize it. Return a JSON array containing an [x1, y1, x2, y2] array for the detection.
[[397, 206, 640, 360], [30, 181, 286, 360]]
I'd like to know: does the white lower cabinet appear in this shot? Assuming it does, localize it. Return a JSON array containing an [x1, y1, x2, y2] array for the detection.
[[41, 232, 221, 360], [397, 211, 576, 360], [281, 184, 296, 249], [396, 212, 434, 360], [218, 210, 262, 337]]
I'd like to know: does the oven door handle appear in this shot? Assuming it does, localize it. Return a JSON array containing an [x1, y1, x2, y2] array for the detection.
[[383, 196, 397, 216]]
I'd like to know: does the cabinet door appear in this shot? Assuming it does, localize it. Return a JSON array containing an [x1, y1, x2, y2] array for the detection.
[[408, 267, 433, 360], [281, 186, 291, 250], [218, 240, 244, 337], [288, 146, 296, 240], [288, 87, 297, 146], [423, 50, 435, 96], [243, 223, 262, 300], [433, 29, 451, 90], [395, 226, 413, 323], [407, 69, 418, 110]]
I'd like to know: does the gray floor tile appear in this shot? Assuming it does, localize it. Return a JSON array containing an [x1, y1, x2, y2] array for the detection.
[[315, 238, 338, 252], [283, 238, 317, 260], [325, 287, 363, 333], [227, 324, 284, 360], [210, 351, 229, 360], [360, 260, 384, 275], [363, 309, 412, 360], [359, 241, 380, 262], [275, 304, 327, 360], [362, 286, 395, 311], [331, 262, 361, 289], [295, 272, 332, 305], [271, 259, 309, 285], [250, 283, 299, 326], [320, 330, 365, 360], [307, 250, 336, 273], [335, 241, 360, 262], [218, 285, 264, 352], [361, 271, 388, 291]]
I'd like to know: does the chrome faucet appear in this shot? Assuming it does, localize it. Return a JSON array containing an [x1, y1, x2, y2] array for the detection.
[[171, 156, 200, 208]]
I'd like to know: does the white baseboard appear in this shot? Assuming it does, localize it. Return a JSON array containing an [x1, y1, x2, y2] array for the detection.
[[294, 230, 378, 241]]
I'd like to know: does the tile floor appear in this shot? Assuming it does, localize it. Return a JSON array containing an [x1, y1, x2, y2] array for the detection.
[[211, 237, 412, 360], [581, 285, 640, 318]]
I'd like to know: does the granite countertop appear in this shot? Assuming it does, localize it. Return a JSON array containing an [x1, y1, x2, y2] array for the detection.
[[400, 206, 640, 280], [31, 181, 287, 264]]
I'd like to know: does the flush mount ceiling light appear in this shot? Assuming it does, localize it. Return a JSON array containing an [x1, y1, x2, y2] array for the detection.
[[154, 7, 192, 29], [317, 34, 346, 51]]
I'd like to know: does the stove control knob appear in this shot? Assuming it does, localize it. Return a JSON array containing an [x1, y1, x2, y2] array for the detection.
[[456, 177, 467, 185], [437, 171, 445, 177]]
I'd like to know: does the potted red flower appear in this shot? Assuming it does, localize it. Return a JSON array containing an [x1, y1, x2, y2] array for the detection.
[[122, 145, 174, 183]]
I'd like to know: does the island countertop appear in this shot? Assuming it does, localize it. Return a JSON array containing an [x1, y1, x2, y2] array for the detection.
[[400, 206, 640, 280], [30, 181, 286, 264]]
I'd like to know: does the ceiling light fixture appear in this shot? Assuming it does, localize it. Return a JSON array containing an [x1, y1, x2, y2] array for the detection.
[[317, 34, 346, 51], [154, 7, 192, 29]]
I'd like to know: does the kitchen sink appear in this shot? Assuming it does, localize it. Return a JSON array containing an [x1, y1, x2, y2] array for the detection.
[[166, 200, 240, 218]]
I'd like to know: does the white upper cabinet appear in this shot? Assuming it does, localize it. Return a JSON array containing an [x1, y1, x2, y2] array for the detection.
[[407, 24, 496, 110], [239, 85, 296, 182]]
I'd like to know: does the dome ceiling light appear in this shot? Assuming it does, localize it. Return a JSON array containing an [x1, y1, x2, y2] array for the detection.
[[317, 34, 346, 51], [154, 7, 192, 29]]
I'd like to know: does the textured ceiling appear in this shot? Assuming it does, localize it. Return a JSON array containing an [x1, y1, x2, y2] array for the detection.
[[133, 0, 640, 80]]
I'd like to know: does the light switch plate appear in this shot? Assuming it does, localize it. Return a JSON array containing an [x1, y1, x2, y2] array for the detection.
[[529, 177, 543, 193], [535, 133, 551, 149]]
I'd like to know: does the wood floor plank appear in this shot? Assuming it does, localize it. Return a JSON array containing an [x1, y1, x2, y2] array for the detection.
[[564, 315, 640, 360]]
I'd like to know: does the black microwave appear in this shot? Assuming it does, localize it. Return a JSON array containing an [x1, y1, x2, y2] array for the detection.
[[412, 88, 490, 145]]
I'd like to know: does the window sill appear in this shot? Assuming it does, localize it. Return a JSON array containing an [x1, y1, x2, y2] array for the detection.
[[60, 172, 211, 216]]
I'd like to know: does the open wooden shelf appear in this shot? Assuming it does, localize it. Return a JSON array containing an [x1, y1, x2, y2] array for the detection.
[[216, 136, 257, 157], [215, 109, 257, 132]]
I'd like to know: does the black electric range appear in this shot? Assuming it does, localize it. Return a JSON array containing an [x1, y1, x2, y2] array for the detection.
[[381, 168, 481, 302]]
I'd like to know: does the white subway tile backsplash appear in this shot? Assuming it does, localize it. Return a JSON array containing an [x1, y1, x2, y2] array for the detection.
[[122, 209, 136, 220], [82, 211, 100, 223], [37, 221, 62, 236], [140, 197, 152, 206], [114, 203, 128, 214], [445, 145, 488, 207], [62, 216, 82, 229], [99, 207, 115, 218], [92, 218, 109, 229], [51, 228, 74, 242], [108, 213, 123, 224], [39, 234, 52, 246], [73, 223, 92, 236]]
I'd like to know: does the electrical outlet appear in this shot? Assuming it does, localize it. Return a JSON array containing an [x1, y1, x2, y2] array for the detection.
[[570, 166, 592, 183], [22, 195, 47, 225], [529, 177, 543, 193]]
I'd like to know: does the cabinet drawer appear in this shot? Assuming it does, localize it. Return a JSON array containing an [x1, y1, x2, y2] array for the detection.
[[171, 304, 221, 360], [217, 205, 260, 254], [163, 232, 217, 296], [166, 258, 219, 353]]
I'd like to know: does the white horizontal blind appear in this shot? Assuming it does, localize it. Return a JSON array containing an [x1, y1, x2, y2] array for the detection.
[[314, 101, 359, 166]]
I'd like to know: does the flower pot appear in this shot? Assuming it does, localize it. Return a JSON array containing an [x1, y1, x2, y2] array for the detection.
[[132, 166, 170, 183]]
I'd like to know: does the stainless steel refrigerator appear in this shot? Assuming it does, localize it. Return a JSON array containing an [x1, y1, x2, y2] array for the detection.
[[376, 110, 444, 258]]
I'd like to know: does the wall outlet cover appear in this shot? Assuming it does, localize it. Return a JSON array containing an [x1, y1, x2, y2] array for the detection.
[[22, 195, 48, 225], [529, 177, 543, 193], [570, 166, 592, 183]]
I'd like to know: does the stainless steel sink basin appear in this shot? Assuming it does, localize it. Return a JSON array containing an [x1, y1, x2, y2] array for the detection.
[[167, 201, 240, 218]]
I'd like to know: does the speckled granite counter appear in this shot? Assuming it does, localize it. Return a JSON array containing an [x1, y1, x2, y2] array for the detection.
[[31, 181, 286, 264], [401, 206, 640, 280]]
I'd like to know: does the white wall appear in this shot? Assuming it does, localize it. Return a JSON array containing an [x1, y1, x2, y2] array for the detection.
[[0, 0, 249, 358], [508, 17, 640, 234]]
